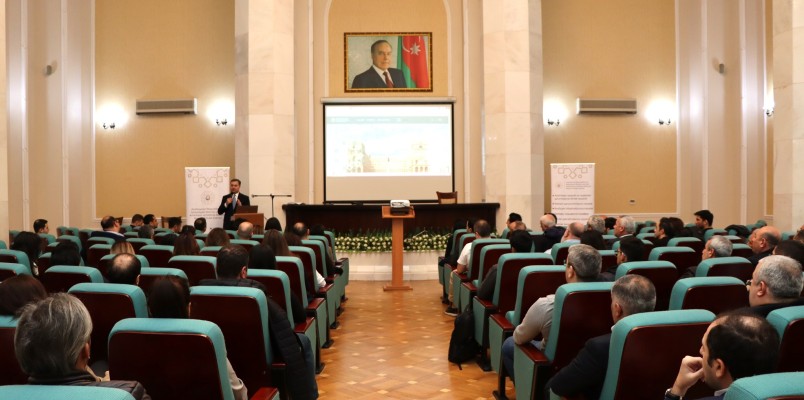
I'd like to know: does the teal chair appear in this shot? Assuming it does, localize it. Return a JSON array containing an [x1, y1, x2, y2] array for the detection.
[[225, 229, 237, 238], [66, 227, 80, 236], [309, 234, 349, 295], [460, 244, 512, 311], [100, 254, 150, 271], [767, 306, 804, 373], [598, 310, 715, 399], [38, 233, 56, 254], [0, 386, 136, 400], [138, 244, 175, 268], [454, 238, 509, 310], [323, 230, 349, 287], [42, 265, 104, 293], [488, 265, 566, 375], [56, 226, 68, 236], [703, 228, 728, 241], [513, 282, 614, 400], [669, 277, 748, 314], [636, 233, 655, 242], [127, 237, 155, 252], [649, 246, 698, 279], [168, 255, 217, 286], [616, 261, 677, 310], [291, 245, 339, 329], [0, 249, 31, 271], [230, 239, 260, 252], [0, 315, 27, 385], [731, 243, 753, 258], [724, 235, 745, 244], [695, 256, 753, 282], [669, 236, 704, 258], [782, 231, 796, 241], [86, 244, 113, 268], [644, 220, 656, 227], [0, 262, 32, 281], [87, 236, 116, 246], [442, 231, 474, 296], [69, 283, 148, 364], [153, 227, 171, 233], [302, 239, 344, 310], [56, 234, 82, 252], [109, 317, 279, 400], [638, 226, 655, 234], [8, 230, 20, 245], [153, 231, 173, 245], [499, 227, 510, 239], [0, 240, 5, 249], [276, 255, 330, 349], [549, 242, 576, 265], [251, 234, 263, 241], [137, 267, 188, 296], [123, 231, 139, 238], [201, 245, 223, 257], [724, 372, 804, 399]]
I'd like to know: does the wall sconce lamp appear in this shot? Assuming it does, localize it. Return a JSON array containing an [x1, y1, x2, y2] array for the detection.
[[102, 122, 116, 130], [658, 118, 671, 126], [765, 107, 774, 117], [216, 119, 228, 126], [547, 118, 560, 126]]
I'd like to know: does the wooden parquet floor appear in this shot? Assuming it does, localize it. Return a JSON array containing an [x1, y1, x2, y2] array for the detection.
[[316, 280, 515, 400]]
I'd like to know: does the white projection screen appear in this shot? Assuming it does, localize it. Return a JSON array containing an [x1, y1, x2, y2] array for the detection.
[[324, 103, 454, 202]]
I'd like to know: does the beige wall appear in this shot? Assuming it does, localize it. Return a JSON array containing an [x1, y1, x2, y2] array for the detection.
[[542, 0, 677, 214], [95, 0, 235, 218]]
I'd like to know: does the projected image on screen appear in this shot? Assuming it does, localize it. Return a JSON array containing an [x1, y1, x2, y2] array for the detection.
[[324, 103, 454, 202]]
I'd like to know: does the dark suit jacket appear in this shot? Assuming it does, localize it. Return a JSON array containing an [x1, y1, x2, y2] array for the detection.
[[217, 193, 250, 230], [546, 333, 611, 400], [743, 297, 804, 318], [90, 230, 126, 243], [351, 67, 407, 89], [747, 249, 772, 267]]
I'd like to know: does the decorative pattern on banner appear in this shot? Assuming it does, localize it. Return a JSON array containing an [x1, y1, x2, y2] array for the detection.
[[550, 163, 595, 224], [185, 167, 230, 232]]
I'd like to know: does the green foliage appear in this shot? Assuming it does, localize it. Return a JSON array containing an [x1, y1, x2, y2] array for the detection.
[[334, 228, 450, 253]]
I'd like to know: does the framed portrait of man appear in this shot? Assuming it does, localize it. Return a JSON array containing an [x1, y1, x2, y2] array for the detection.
[[344, 32, 433, 92]]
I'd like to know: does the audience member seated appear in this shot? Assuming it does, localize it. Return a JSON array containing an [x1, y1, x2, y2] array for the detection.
[[143, 214, 158, 229], [161, 217, 183, 246], [747, 226, 781, 267], [236, 222, 254, 241], [506, 212, 523, 230], [90, 216, 126, 243], [601, 236, 645, 281], [665, 312, 779, 399], [206, 227, 231, 247], [679, 235, 733, 279], [534, 214, 565, 252], [14, 293, 151, 399], [502, 244, 603, 382], [266, 217, 282, 232], [197, 245, 318, 399], [745, 255, 804, 317], [604, 217, 617, 234], [263, 229, 326, 292], [477, 230, 534, 302], [309, 224, 342, 273], [107, 254, 142, 286], [613, 216, 637, 241], [130, 214, 144, 230], [580, 230, 606, 251], [110, 241, 135, 255], [193, 217, 207, 234], [33, 219, 49, 235], [546, 275, 657, 399], [445, 219, 492, 315], [773, 239, 804, 267], [137, 225, 154, 240], [0, 275, 47, 316], [249, 244, 306, 325], [50, 241, 81, 267], [794, 228, 804, 244], [443, 218, 472, 266], [10, 231, 41, 275], [180, 225, 195, 235], [692, 209, 714, 240], [668, 217, 686, 237], [544, 222, 582, 253], [586, 215, 606, 235], [173, 233, 200, 256], [147, 276, 245, 400], [654, 218, 677, 247]]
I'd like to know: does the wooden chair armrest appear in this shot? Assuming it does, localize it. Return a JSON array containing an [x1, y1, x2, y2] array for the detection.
[[461, 281, 477, 292], [306, 297, 325, 311], [294, 317, 316, 334], [475, 298, 497, 312], [489, 313, 515, 330], [250, 387, 279, 400], [316, 283, 334, 296], [519, 342, 550, 365]]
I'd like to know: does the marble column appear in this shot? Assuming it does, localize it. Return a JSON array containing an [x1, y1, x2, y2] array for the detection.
[[773, 0, 804, 231], [481, 0, 544, 230], [0, 1, 7, 238], [234, 0, 295, 219]]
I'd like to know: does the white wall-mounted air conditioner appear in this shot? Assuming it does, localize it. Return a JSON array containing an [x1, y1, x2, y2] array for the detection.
[[135, 98, 197, 115], [576, 98, 637, 114]]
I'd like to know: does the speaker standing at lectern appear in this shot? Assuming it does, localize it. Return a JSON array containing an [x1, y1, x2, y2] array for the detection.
[[218, 178, 251, 230]]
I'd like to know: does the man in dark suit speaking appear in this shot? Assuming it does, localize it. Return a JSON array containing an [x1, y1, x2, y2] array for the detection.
[[217, 178, 250, 230], [351, 40, 408, 89]]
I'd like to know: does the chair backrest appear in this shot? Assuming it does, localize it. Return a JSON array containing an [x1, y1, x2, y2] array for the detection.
[[543, 282, 615, 371], [290, 246, 319, 296], [137, 267, 188, 295], [731, 243, 753, 259], [200, 245, 223, 257], [247, 269, 295, 323], [649, 246, 698, 277], [696, 256, 754, 282], [168, 255, 217, 286], [0, 262, 31, 282], [275, 256, 308, 304], [0, 316, 27, 385], [153, 231, 173, 245], [301, 239, 329, 276], [475, 244, 512, 285], [615, 261, 677, 311], [638, 227, 655, 234], [38, 233, 56, 255], [42, 266, 104, 293], [35, 253, 53, 274], [600, 309, 716, 400], [768, 306, 804, 373], [323, 231, 337, 259], [669, 277, 749, 314], [0, 385, 136, 400], [69, 283, 148, 363], [109, 318, 240, 400], [724, 235, 746, 244], [549, 242, 576, 265], [99, 254, 150, 279], [436, 191, 458, 204], [0, 240, 5, 249], [138, 244, 175, 268], [189, 287, 273, 395], [668, 236, 704, 259], [55, 235, 82, 252], [507, 265, 567, 325], [449, 229, 468, 259], [704, 228, 728, 241], [724, 372, 804, 399], [126, 238, 155, 253], [86, 244, 112, 268], [124, 231, 139, 238], [87, 236, 116, 246], [599, 250, 617, 271], [230, 239, 259, 253], [493, 253, 554, 311], [467, 239, 509, 281], [0, 249, 31, 269]]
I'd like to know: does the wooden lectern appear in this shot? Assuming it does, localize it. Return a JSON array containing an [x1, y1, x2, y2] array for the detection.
[[381, 206, 415, 291], [233, 213, 265, 234]]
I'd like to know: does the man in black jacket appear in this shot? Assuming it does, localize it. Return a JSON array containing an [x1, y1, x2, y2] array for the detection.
[[218, 179, 251, 230]]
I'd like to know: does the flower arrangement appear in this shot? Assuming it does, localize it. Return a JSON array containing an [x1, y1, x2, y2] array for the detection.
[[334, 228, 450, 253]]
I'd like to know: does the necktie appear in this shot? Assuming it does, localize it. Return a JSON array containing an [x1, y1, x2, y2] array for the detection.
[[232, 194, 237, 211], [384, 71, 394, 88]]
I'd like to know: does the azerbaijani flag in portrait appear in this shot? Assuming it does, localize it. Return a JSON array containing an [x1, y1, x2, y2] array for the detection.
[[397, 35, 430, 89]]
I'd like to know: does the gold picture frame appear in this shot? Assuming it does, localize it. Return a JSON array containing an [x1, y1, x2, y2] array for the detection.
[[344, 32, 433, 93]]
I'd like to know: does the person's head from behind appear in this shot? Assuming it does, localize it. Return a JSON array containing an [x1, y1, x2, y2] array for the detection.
[[580, 230, 606, 250], [180, 225, 195, 235], [110, 241, 134, 255], [452, 219, 467, 233], [703, 236, 732, 260], [617, 237, 645, 265], [107, 253, 142, 285], [748, 226, 781, 254], [143, 214, 157, 228], [539, 214, 556, 231], [747, 255, 803, 307], [284, 230, 302, 247], [656, 218, 675, 239], [611, 275, 656, 322], [206, 227, 230, 247], [263, 229, 291, 257], [604, 217, 617, 232], [586, 216, 606, 234], [507, 212, 523, 224], [173, 233, 200, 256], [100, 215, 119, 231], [773, 239, 804, 267], [131, 214, 144, 227], [216, 245, 249, 279], [370, 39, 393, 70], [168, 217, 182, 233], [567, 222, 584, 239], [614, 216, 636, 237], [466, 217, 479, 233], [699, 312, 779, 391], [694, 210, 714, 229], [249, 244, 276, 270], [33, 219, 49, 234], [138, 225, 154, 240], [266, 217, 282, 232], [237, 221, 254, 240], [309, 224, 326, 237], [565, 244, 602, 283], [509, 230, 533, 253], [473, 219, 492, 239], [14, 293, 92, 379], [194, 217, 207, 233], [50, 241, 81, 267], [11, 231, 41, 264], [291, 222, 308, 239], [0, 275, 47, 316], [148, 276, 190, 318]]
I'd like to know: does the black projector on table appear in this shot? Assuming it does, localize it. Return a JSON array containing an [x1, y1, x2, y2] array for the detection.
[[389, 200, 411, 215]]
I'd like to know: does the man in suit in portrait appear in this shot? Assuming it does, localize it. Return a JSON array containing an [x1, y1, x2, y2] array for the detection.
[[351, 40, 408, 89], [217, 178, 250, 230]]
